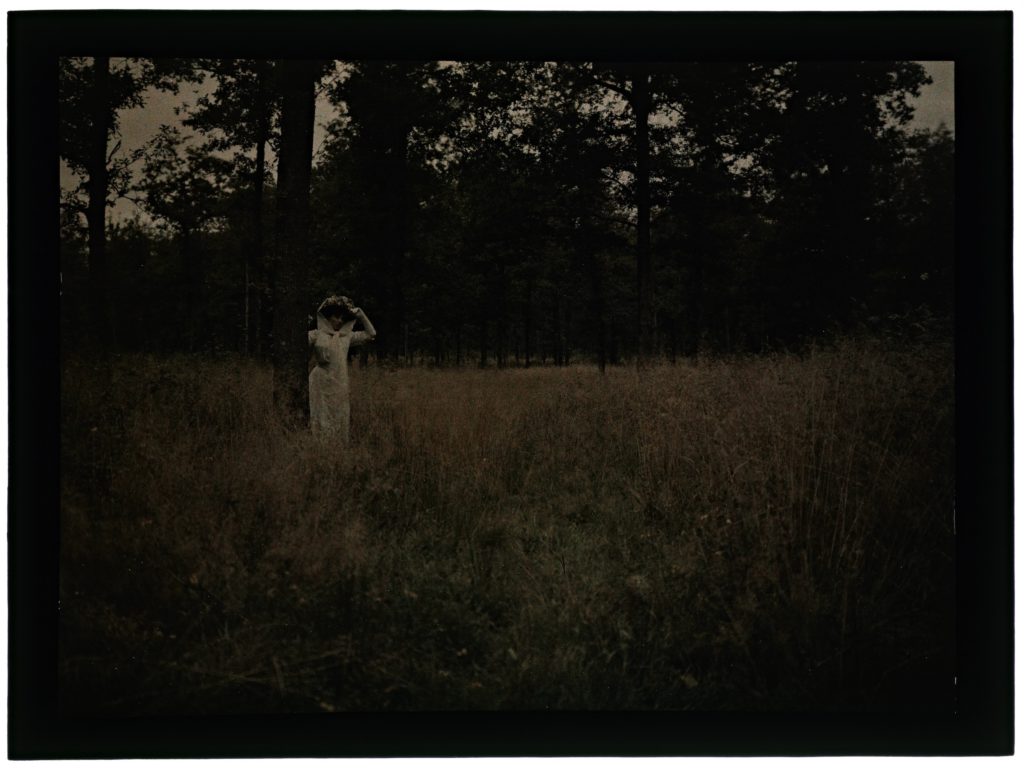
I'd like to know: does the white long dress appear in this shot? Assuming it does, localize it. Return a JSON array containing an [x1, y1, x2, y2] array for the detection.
[[308, 313, 373, 441]]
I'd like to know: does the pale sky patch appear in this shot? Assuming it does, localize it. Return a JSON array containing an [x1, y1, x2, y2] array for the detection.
[[60, 59, 955, 225]]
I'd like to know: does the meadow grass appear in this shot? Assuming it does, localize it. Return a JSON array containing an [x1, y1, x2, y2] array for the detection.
[[59, 337, 954, 713]]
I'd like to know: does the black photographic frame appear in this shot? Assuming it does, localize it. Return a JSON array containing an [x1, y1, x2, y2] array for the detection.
[[9, 9, 1012, 757]]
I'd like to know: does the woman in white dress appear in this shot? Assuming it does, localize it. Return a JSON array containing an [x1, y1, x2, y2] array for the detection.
[[308, 295, 377, 442]]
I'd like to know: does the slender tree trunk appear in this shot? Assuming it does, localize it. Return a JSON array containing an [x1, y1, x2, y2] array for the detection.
[[590, 259, 608, 374], [479, 319, 488, 368], [180, 227, 200, 350], [632, 72, 654, 364], [252, 60, 270, 357], [86, 56, 113, 349], [554, 292, 565, 366], [380, 121, 411, 363], [271, 59, 318, 422], [524, 275, 533, 369], [572, 205, 607, 373], [497, 264, 508, 369], [685, 234, 705, 357]]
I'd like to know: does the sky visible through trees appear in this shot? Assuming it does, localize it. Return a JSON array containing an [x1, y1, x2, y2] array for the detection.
[[59, 57, 955, 369], [61, 60, 953, 225]]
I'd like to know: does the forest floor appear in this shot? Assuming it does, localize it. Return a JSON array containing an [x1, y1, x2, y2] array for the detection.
[[59, 337, 955, 713]]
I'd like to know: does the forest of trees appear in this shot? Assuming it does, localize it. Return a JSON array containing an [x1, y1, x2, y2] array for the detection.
[[49, 54, 974, 722], [59, 58, 953, 379]]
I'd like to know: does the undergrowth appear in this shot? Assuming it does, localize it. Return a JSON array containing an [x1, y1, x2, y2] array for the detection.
[[59, 337, 955, 713]]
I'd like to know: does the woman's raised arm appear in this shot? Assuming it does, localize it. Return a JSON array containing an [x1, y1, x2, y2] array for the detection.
[[350, 307, 377, 346]]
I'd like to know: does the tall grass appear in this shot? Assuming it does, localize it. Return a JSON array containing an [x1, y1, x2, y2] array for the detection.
[[59, 337, 954, 713]]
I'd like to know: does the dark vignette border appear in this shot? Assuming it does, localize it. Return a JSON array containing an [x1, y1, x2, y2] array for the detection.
[[8, 9, 1012, 758]]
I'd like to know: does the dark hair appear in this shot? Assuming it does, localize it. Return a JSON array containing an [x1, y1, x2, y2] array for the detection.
[[318, 295, 356, 320]]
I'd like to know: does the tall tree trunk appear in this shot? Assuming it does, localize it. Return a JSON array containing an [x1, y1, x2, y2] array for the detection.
[[180, 227, 199, 351], [271, 59, 318, 422], [572, 206, 607, 373], [86, 56, 113, 349], [590, 257, 608, 374], [252, 59, 270, 357], [554, 291, 565, 366], [479, 319, 488, 368], [524, 275, 533, 369], [685, 200, 707, 356], [380, 121, 410, 363], [497, 264, 508, 369], [632, 72, 654, 363], [684, 252, 704, 357]]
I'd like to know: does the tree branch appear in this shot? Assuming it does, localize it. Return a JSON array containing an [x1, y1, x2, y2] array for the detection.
[[106, 138, 123, 165], [60, 199, 89, 215], [592, 77, 631, 99], [660, 101, 687, 122], [601, 169, 633, 194]]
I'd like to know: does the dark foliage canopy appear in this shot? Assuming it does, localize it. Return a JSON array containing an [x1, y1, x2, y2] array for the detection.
[[59, 58, 952, 363]]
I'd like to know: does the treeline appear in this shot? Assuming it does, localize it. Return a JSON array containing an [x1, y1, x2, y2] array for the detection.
[[60, 58, 953, 365]]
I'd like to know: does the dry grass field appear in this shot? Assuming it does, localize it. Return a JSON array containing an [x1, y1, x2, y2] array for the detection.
[[59, 337, 954, 713]]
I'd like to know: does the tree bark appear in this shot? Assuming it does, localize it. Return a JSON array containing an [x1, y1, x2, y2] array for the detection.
[[252, 59, 271, 357], [479, 319, 488, 368], [271, 59, 318, 423], [684, 196, 707, 357], [180, 227, 200, 350], [391, 150, 409, 364], [590, 258, 608, 374], [554, 291, 565, 366], [524, 275, 533, 369], [497, 263, 508, 369], [86, 56, 114, 349], [632, 72, 654, 363], [686, 250, 704, 356]]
